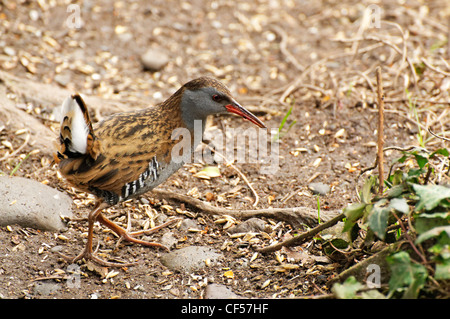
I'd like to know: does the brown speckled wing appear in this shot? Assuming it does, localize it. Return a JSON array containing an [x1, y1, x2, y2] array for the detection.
[[58, 101, 184, 204]]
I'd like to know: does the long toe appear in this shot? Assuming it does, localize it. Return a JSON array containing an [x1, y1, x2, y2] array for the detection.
[[129, 217, 181, 237], [60, 247, 138, 267]]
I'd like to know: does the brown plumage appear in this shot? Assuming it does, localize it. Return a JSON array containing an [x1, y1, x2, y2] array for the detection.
[[55, 76, 265, 266]]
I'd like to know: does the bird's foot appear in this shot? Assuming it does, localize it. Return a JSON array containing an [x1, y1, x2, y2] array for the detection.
[[102, 215, 181, 251], [58, 247, 138, 268], [127, 217, 182, 240], [57, 216, 181, 268]]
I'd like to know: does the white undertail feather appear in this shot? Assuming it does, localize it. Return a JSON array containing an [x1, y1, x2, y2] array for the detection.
[[61, 95, 90, 154]]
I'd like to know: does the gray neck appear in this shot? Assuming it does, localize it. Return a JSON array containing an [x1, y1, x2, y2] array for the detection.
[[179, 92, 207, 158], [180, 90, 209, 133]]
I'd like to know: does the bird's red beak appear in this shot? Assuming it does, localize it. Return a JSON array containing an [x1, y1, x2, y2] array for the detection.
[[225, 101, 266, 128]]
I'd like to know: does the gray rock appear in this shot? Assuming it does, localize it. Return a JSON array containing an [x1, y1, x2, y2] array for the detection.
[[54, 71, 71, 87], [308, 182, 331, 195], [179, 218, 200, 231], [33, 281, 61, 296], [117, 32, 133, 42], [204, 284, 243, 299], [160, 246, 222, 273], [0, 176, 73, 231], [50, 245, 64, 253], [140, 48, 169, 71], [155, 212, 168, 224], [227, 218, 266, 234], [160, 231, 178, 248]]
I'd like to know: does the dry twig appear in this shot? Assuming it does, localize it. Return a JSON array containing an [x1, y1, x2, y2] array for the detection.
[[428, 127, 450, 142], [333, 35, 418, 87], [376, 67, 385, 194], [256, 212, 346, 253], [271, 25, 304, 72], [421, 58, 450, 77], [0, 132, 30, 162], [277, 43, 384, 103], [151, 188, 341, 228]]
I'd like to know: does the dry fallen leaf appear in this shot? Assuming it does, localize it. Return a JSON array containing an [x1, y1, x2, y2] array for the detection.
[[312, 158, 322, 167], [205, 192, 215, 201], [261, 279, 271, 289], [334, 128, 345, 139], [193, 166, 221, 179]]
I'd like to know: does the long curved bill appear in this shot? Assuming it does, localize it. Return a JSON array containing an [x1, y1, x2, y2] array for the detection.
[[225, 100, 266, 128]]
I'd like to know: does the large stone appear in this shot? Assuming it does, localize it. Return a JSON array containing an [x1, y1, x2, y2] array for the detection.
[[160, 246, 222, 273], [204, 284, 243, 299], [140, 48, 170, 72], [0, 176, 73, 231]]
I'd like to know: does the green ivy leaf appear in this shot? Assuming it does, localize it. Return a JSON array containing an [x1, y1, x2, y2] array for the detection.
[[324, 238, 349, 256], [415, 226, 450, 244], [386, 251, 428, 298], [415, 212, 450, 234], [389, 197, 410, 214], [435, 259, 450, 280], [387, 251, 428, 299], [413, 154, 428, 169], [408, 168, 425, 180], [360, 176, 376, 204], [388, 170, 405, 186], [413, 184, 450, 211], [385, 184, 406, 198], [368, 203, 389, 240], [343, 202, 367, 232], [393, 155, 408, 164], [360, 290, 387, 299], [430, 148, 449, 158], [332, 276, 364, 299]]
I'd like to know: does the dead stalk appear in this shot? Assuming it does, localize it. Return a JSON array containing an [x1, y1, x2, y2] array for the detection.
[[376, 67, 385, 195], [0, 132, 30, 162], [256, 212, 346, 253], [151, 188, 341, 228]]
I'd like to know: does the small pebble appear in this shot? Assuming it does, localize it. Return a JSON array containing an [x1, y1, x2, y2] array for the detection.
[[227, 218, 266, 234], [140, 48, 170, 72], [308, 182, 331, 195], [179, 218, 200, 231]]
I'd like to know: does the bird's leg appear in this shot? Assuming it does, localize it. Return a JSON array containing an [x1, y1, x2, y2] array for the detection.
[[59, 201, 135, 267], [114, 210, 181, 250], [61, 202, 179, 267], [96, 213, 180, 250], [113, 210, 132, 250], [69, 201, 137, 267]]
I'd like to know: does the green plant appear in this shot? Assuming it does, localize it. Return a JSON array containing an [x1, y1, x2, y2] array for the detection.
[[272, 98, 296, 142], [9, 152, 31, 176], [338, 147, 450, 298], [405, 89, 425, 148], [346, 81, 354, 98], [332, 276, 386, 299], [316, 195, 321, 224]]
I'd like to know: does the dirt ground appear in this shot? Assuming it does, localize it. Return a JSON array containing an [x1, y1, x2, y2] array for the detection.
[[0, 0, 449, 299]]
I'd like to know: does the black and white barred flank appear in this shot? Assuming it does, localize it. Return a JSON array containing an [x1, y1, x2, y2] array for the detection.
[[121, 156, 161, 199]]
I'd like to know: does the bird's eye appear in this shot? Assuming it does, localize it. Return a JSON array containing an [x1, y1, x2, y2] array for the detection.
[[212, 94, 222, 102]]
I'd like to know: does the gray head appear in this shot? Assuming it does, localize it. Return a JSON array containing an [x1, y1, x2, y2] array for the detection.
[[179, 77, 266, 131]]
